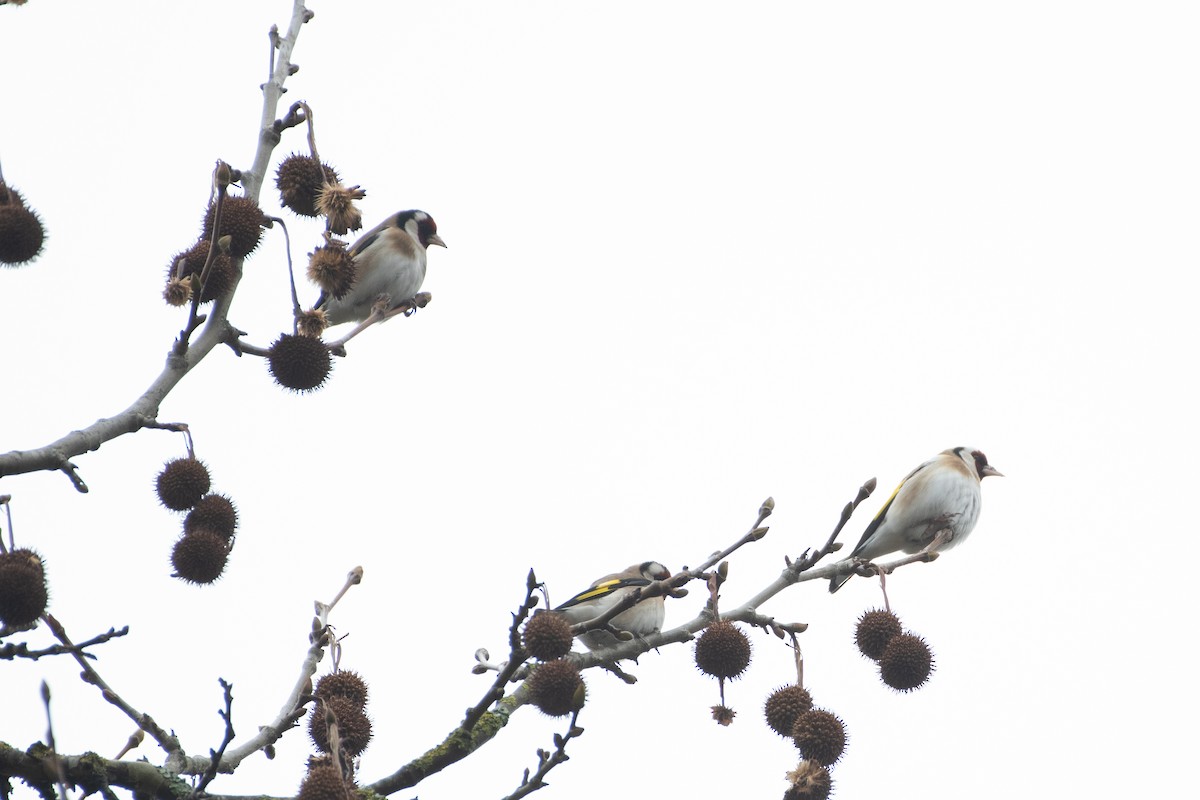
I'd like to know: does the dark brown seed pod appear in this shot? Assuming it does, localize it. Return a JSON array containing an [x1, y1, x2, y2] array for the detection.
[[879, 632, 935, 692], [307, 242, 356, 301], [297, 762, 352, 800], [0, 184, 46, 266], [783, 759, 833, 800], [268, 333, 332, 393], [522, 611, 574, 661], [526, 658, 586, 717], [856, 608, 903, 661], [155, 458, 212, 511], [694, 620, 752, 680], [0, 548, 48, 627], [791, 708, 847, 767], [765, 685, 814, 737], [309, 695, 373, 757], [315, 670, 370, 709], [276, 153, 340, 218], [202, 195, 266, 258], [170, 529, 229, 585], [183, 494, 238, 541], [166, 240, 237, 304]]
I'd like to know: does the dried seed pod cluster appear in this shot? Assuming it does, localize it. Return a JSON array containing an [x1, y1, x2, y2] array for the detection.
[[764, 676, 847, 796], [156, 457, 239, 585], [854, 608, 936, 692], [310, 670, 373, 758], [274, 152, 365, 235], [161, 189, 266, 307]]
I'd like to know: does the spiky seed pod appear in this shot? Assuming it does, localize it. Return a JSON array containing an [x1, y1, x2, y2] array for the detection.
[[879, 632, 935, 692], [316, 183, 365, 235], [791, 709, 847, 767], [183, 494, 238, 541], [0, 548, 48, 627], [268, 333, 332, 393], [170, 529, 229, 585], [163, 275, 194, 307], [526, 658, 586, 717], [309, 695, 373, 757], [783, 759, 833, 800], [202, 195, 266, 258], [694, 620, 752, 680], [0, 184, 46, 265], [315, 671, 370, 710], [856, 608, 903, 661], [173, 240, 237, 303], [297, 763, 352, 800], [522, 611, 574, 661], [276, 154, 340, 217], [307, 243, 357, 301], [711, 704, 736, 726], [765, 685, 814, 737], [296, 308, 329, 338], [155, 458, 211, 511]]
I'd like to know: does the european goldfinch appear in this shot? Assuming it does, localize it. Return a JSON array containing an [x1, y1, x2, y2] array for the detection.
[[555, 561, 670, 651], [317, 209, 446, 324], [830, 447, 1002, 592]]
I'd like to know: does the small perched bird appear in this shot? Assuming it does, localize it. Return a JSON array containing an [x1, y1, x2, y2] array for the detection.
[[555, 561, 670, 651], [830, 447, 1003, 593], [317, 209, 446, 324]]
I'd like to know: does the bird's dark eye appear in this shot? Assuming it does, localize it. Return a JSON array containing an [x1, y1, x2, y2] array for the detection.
[[972, 451, 989, 475]]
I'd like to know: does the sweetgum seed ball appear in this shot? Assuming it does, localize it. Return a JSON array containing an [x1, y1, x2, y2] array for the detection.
[[309, 695, 373, 756], [791, 709, 847, 767], [527, 658, 585, 717], [856, 608, 903, 661], [694, 620, 752, 680], [315, 670, 370, 709], [171, 530, 229, 585], [184, 494, 238, 541], [523, 611, 574, 661], [276, 154, 340, 217], [268, 333, 332, 393], [879, 632, 935, 692], [297, 763, 351, 800], [0, 548, 48, 627], [765, 685, 814, 737], [156, 458, 211, 511], [202, 195, 266, 258]]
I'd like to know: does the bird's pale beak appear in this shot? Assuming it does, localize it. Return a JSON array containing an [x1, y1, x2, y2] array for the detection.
[[981, 465, 1004, 478], [428, 234, 447, 248]]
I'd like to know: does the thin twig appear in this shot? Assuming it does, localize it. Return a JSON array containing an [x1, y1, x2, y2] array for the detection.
[[501, 708, 584, 800], [0, 625, 130, 661], [192, 679, 236, 797], [44, 615, 182, 756], [40, 682, 71, 800]]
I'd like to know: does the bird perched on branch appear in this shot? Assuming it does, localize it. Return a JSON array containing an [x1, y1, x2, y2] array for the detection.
[[556, 561, 671, 651], [317, 209, 446, 324], [830, 447, 1003, 593]]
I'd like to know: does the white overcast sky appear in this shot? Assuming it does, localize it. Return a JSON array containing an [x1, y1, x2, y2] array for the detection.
[[2, 2, 1197, 798]]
